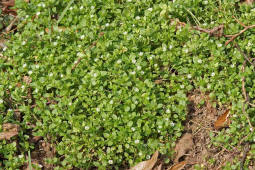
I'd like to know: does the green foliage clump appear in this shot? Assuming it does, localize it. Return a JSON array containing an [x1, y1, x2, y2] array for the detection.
[[0, 0, 255, 169]]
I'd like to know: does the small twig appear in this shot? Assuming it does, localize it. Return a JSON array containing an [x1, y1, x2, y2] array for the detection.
[[71, 57, 82, 71], [225, 17, 255, 46], [193, 25, 224, 37], [240, 142, 250, 170], [248, 102, 255, 107], [5, 16, 19, 32]]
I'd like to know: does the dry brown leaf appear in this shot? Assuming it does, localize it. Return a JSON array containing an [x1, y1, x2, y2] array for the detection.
[[168, 161, 187, 170], [174, 133, 193, 163], [23, 76, 32, 85], [153, 163, 162, 170], [130, 151, 159, 170], [0, 131, 18, 140], [244, 0, 254, 5], [31, 136, 43, 143], [0, 123, 19, 140], [2, 0, 15, 7], [214, 109, 230, 130], [3, 123, 19, 132], [155, 79, 163, 85]]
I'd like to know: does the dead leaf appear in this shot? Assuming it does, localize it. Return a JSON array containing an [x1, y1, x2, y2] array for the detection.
[[168, 161, 187, 170], [31, 136, 43, 143], [0, 123, 19, 140], [130, 151, 159, 170], [174, 133, 194, 163], [153, 164, 162, 170], [3, 123, 19, 132], [1, 0, 15, 7], [155, 79, 163, 85], [0, 131, 18, 140], [214, 109, 230, 130], [23, 76, 32, 85], [243, 0, 254, 4]]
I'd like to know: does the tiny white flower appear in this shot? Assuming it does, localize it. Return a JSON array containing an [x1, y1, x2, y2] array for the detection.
[[184, 49, 188, 53], [166, 109, 170, 113], [105, 23, 110, 27], [80, 6, 84, 10], [69, 102, 72, 106], [231, 64, 235, 68], [77, 52, 84, 57], [132, 59, 136, 63], [91, 6, 95, 10], [49, 73, 53, 77], [36, 12, 40, 16], [38, 3, 41, 7], [127, 0, 132, 2], [170, 122, 175, 127], [207, 84, 211, 89], [117, 59, 122, 64], [85, 126, 90, 130], [18, 155, 24, 159], [198, 59, 202, 64], [187, 74, 192, 79], [0, 99, 3, 104], [35, 88, 38, 93], [163, 46, 167, 52], [165, 117, 169, 121], [61, 74, 64, 78], [134, 87, 139, 92], [136, 16, 140, 20], [211, 72, 215, 76], [110, 100, 114, 104], [217, 43, 222, 48], [135, 139, 139, 144], [28, 71, 32, 75], [96, 107, 100, 112], [80, 35, 85, 39], [130, 71, 136, 75], [139, 52, 143, 56], [42, 3, 46, 8], [233, 114, 237, 118], [123, 31, 127, 35], [146, 155, 151, 159], [23, 63, 27, 68], [158, 130, 161, 133], [21, 85, 25, 89], [26, 15, 29, 18], [22, 41, 26, 45], [203, 1, 208, 4], [53, 42, 58, 46], [137, 65, 141, 70], [138, 152, 142, 156], [131, 127, 135, 131], [35, 65, 39, 69], [180, 85, 185, 89], [3, 47, 7, 51], [141, 71, 144, 75], [148, 8, 153, 12], [69, 7, 73, 10], [154, 64, 158, 67], [90, 15, 94, 18], [250, 128, 253, 131], [108, 160, 113, 164], [93, 73, 97, 77], [9, 85, 12, 89]]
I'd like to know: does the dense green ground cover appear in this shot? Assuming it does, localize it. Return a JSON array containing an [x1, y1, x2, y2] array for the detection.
[[1, 0, 255, 169]]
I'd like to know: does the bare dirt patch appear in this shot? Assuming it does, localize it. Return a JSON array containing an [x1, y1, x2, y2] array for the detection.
[[173, 90, 240, 169]]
